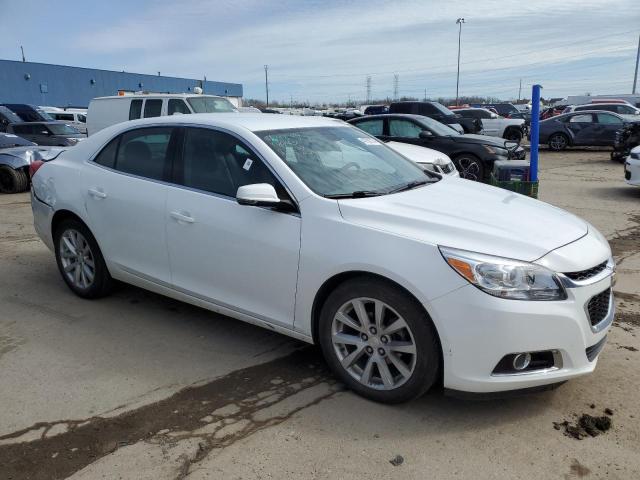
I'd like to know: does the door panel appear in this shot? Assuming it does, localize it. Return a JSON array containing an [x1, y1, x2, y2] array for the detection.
[[82, 127, 176, 283], [566, 114, 598, 145], [166, 127, 301, 327]]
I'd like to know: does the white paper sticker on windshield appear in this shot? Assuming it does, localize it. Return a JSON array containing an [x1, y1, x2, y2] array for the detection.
[[5, 134, 18, 138], [357, 137, 380, 145], [243, 159, 253, 171]]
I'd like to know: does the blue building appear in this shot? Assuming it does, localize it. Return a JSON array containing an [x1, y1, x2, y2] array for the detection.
[[0, 59, 243, 108]]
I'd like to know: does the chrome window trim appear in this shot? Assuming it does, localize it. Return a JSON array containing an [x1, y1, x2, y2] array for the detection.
[[85, 123, 301, 214]]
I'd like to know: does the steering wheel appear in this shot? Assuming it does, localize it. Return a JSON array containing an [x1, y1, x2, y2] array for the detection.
[[339, 162, 361, 173]]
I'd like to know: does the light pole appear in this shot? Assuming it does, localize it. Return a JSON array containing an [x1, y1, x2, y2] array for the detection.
[[455, 18, 465, 106]]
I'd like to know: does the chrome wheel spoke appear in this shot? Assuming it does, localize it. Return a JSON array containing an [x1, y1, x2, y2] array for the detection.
[[388, 353, 412, 379], [376, 358, 395, 389], [382, 317, 408, 335], [83, 264, 94, 282], [62, 236, 77, 256], [374, 300, 384, 330], [332, 332, 364, 347], [335, 311, 363, 332], [361, 356, 374, 385], [388, 341, 416, 355], [351, 299, 371, 329], [340, 346, 365, 369]]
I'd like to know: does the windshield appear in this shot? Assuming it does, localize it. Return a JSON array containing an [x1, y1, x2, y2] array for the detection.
[[257, 126, 432, 197], [187, 96, 237, 113], [48, 123, 80, 135], [432, 102, 456, 116], [415, 116, 462, 136]]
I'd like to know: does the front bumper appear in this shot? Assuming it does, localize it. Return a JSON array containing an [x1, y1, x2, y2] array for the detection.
[[625, 156, 640, 186], [429, 260, 614, 393]]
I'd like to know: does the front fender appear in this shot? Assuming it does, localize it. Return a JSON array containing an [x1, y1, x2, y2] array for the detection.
[[0, 154, 29, 170]]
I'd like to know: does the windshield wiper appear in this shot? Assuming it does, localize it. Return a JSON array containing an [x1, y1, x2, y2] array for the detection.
[[387, 179, 436, 194], [325, 190, 384, 199]]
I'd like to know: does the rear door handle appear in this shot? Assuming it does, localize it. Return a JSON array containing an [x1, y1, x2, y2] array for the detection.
[[170, 211, 195, 224], [88, 188, 107, 199]]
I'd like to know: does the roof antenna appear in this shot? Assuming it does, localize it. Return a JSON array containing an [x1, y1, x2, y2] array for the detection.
[[20, 45, 26, 62]]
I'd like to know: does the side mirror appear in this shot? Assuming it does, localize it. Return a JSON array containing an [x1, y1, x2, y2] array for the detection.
[[419, 130, 433, 139], [236, 183, 281, 207]]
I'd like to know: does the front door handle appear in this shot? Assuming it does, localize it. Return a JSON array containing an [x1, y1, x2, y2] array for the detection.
[[88, 188, 107, 199], [170, 211, 195, 224]]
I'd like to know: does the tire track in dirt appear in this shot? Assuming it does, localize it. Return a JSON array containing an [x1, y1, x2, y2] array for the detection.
[[0, 347, 339, 480]]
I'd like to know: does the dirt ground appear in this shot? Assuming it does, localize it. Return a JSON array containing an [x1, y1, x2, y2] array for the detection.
[[1, 148, 639, 480]]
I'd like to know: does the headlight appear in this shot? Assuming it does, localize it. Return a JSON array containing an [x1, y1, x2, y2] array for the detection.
[[483, 145, 509, 156], [439, 246, 567, 301]]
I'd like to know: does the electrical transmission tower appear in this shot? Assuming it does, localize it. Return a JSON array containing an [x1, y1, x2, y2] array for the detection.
[[366, 76, 372, 103], [393, 74, 399, 100]]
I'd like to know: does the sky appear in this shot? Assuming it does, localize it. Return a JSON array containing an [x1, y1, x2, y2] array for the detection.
[[1, 0, 639, 104]]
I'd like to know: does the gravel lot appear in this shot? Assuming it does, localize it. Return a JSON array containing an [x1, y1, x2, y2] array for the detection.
[[1, 149, 639, 479]]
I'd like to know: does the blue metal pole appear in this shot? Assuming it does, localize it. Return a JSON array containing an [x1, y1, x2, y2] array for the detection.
[[530, 84, 542, 182]]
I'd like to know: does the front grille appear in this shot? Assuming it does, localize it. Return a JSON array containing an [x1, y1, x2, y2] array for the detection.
[[564, 261, 608, 281], [587, 288, 611, 327]]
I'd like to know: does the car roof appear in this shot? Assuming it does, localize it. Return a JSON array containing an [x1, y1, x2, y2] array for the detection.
[[93, 93, 225, 101], [575, 103, 635, 108], [349, 113, 425, 122], [116, 113, 349, 132]]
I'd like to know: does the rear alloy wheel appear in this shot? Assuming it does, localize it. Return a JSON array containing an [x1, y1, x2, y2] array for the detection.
[[454, 154, 484, 181], [0, 166, 29, 194], [319, 278, 440, 403], [54, 219, 113, 298], [548, 133, 569, 151]]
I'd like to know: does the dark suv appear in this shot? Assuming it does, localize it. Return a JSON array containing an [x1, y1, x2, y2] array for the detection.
[[349, 114, 525, 182], [389, 101, 482, 134]]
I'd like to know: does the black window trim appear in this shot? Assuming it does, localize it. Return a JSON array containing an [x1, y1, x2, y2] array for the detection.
[[87, 123, 300, 214]]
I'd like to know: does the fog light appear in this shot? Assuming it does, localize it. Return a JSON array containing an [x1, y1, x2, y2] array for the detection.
[[513, 352, 532, 371]]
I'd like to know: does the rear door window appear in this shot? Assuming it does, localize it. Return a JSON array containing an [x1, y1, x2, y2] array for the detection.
[[54, 113, 74, 121], [389, 119, 423, 138], [143, 99, 163, 118], [596, 113, 623, 124], [93, 138, 119, 169], [114, 127, 174, 180], [129, 100, 143, 120], [354, 119, 383, 136], [569, 114, 593, 123]]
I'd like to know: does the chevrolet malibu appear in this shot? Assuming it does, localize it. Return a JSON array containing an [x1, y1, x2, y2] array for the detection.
[[30, 114, 615, 403]]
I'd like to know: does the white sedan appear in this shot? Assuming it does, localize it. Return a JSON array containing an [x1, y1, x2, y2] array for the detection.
[[625, 145, 640, 186], [385, 141, 459, 177], [30, 113, 614, 403]]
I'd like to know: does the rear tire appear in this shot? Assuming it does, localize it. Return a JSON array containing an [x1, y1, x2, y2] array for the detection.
[[0, 166, 29, 194], [453, 154, 484, 181], [548, 133, 569, 151], [54, 218, 113, 299], [318, 277, 441, 404]]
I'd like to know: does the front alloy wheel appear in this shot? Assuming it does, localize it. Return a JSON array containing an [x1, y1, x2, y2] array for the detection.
[[332, 298, 416, 390], [59, 229, 96, 289], [319, 277, 440, 403], [454, 155, 484, 181]]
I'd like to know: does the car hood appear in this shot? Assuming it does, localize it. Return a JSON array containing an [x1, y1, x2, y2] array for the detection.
[[386, 141, 451, 165], [337, 178, 588, 262], [456, 134, 511, 147], [0, 146, 66, 162]]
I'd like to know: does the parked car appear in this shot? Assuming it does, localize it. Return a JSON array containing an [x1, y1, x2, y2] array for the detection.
[[565, 103, 640, 116], [0, 104, 53, 122], [612, 121, 640, 162], [364, 105, 389, 115], [537, 111, 640, 151], [87, 93, 237, 135], [452, 108, 525, 142], [348, 114, 525, 182], [389, 102, 482, 134], [385, 141, 459, 177], [540, 106, 568, 120], [41, 108, 88, 134], [625, 145, 640, 186], [238, 106, 262, 113], [8, 122, 85, 146], [31, 113, 614, 403], [0, 133, 64, 193], [0, 106, 22, 132]]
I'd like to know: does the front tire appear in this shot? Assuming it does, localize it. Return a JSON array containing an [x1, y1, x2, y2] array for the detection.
[[504, 128, 523, 143], [318, 277, 441, 403], [0, 166, 29, 194], [548, 133, 569, 151], [453, 154, 484, 181], [54, 219, 113, 299]]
